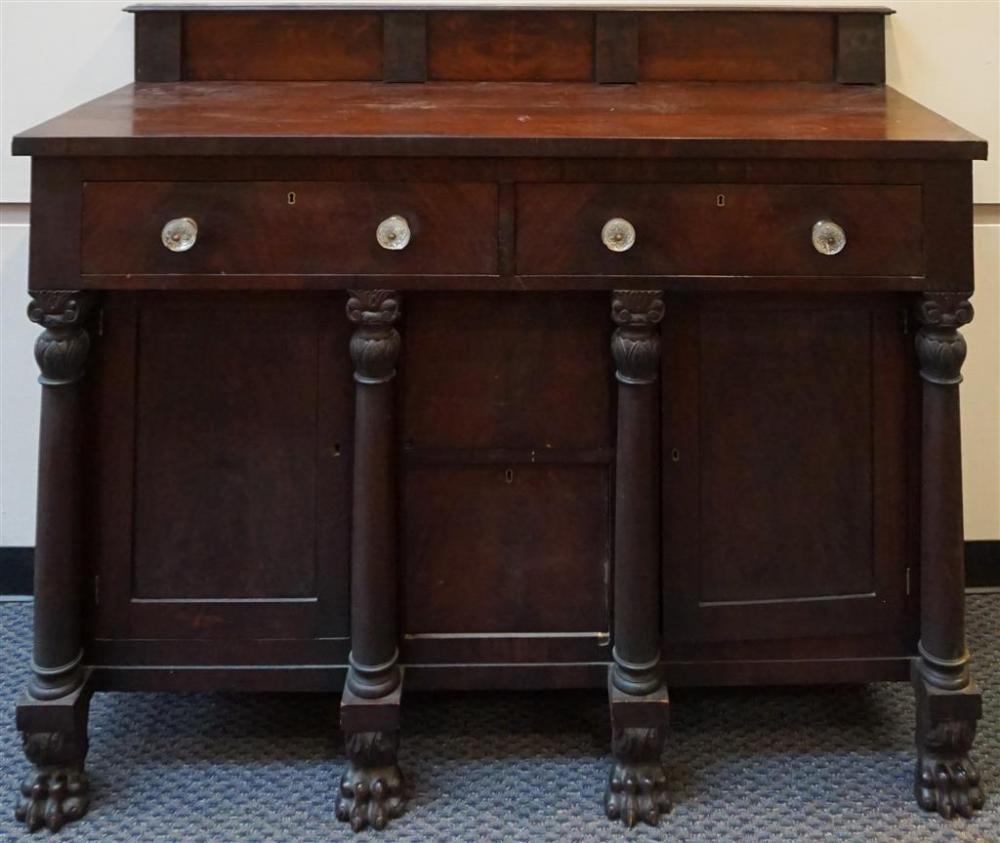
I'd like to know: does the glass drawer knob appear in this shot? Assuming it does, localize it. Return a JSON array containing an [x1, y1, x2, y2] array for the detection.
[[376, 215, 411, 251], [602, 218, 636, 252], [812, 219, 847, 256], [161, 217, 198, 252]]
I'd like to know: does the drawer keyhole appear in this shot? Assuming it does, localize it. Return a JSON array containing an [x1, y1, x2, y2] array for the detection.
[[287, 191, 297, 205], [504, 468, 514, 484], [716, 194, 726, 207]]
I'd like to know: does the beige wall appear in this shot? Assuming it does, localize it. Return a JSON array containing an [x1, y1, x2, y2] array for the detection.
[[1, 0, 998, 543]]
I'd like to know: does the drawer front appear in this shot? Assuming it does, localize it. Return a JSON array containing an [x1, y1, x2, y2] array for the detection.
[[516, 184, 923, 277], [82, 181, 498, 275]]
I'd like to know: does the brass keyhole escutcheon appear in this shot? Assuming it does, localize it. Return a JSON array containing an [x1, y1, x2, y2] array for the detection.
[[287, 191, 296, 205]]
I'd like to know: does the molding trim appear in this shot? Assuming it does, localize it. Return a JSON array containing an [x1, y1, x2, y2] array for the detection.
[[2, 542, 998, 596]]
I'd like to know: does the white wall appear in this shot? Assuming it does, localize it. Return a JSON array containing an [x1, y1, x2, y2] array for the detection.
[[1, 0, 998, 545]]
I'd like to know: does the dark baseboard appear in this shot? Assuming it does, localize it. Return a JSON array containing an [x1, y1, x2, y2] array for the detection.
[[2, 542, 999, 597], [0, 547, 35, 596], [966, 540, 1000, 588]]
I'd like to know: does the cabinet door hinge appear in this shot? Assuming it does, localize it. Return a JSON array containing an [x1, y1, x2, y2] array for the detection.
[[97, 308, 104, 337], [905, 567, 911, 596], [93, 575, 100, 606], [901, 308, 910, 336]]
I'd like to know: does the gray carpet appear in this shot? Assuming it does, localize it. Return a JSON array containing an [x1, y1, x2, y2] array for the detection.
[[1, 597, 997, 842]]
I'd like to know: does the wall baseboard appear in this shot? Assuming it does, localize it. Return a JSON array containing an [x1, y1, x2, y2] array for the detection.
[[0, 547, 35, 596], [966, 540, 1000, 588], [2, 542, 999, 597]]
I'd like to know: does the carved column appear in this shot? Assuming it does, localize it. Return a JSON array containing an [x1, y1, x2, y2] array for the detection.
[[15, 290, 98, 832], [610, 290, 664, 696], [605, 290, 671, 827], [911, 292, 984, 819], [336, 290, 405, 832]]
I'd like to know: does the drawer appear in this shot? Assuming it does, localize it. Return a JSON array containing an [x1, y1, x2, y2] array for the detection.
[[81, 182, 498, 275], [516, 184, 923, 277]]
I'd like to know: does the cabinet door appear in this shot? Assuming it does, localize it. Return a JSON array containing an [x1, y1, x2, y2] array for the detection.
[[399, 292, 613, 666], [90, 293, 352, 647], [662, 294, 915, 645]]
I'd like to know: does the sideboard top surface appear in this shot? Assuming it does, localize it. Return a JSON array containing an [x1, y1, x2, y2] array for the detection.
[[124, 3, 894, 12], [13, 80, 986, 159], [11, 4, 987, 160]]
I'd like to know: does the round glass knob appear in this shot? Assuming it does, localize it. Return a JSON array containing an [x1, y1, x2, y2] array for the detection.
[[811, 219, 847, 256], [602, 218, 636, 253], [376, 215, 411, 251], [161, 217, 198, 252]]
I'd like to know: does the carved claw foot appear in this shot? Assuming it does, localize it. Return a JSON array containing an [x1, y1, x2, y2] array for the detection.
[[912, 666, 985, 820], [606, 756, 671, 827], [916, 721, 985, 819], [605, 726, 672, 828], [335, 731, 405, 831], [15, 767, 90, 833], [15, 728, 91, 833]]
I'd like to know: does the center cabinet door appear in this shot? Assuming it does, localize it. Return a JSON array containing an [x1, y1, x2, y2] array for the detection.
[[661, 294, 917, 649], [399, 293, 614, 667], [90, 292, 353, 657]]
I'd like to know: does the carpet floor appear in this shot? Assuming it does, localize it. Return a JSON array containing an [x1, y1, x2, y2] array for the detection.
[[1, 596, 998, 842]]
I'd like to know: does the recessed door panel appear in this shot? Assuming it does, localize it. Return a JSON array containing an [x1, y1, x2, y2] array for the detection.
[[662, 294, 914, 645], [92, 292, 353, 642], [403, 464, 610, 635], [401, 292, 612, 662], [402, 292, 612, 450]]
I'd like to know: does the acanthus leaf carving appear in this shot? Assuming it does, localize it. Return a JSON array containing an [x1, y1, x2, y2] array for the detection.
[[27, 291, 99, 387], [914, 293, 973, 386], [347, 290, 402, 384], [611, 290, 664, 385]]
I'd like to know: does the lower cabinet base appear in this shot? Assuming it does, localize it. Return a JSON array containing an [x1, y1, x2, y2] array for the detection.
[[16, 290, 984, 831], [82, 656, 913, 695], [13, 656, 986, 834]]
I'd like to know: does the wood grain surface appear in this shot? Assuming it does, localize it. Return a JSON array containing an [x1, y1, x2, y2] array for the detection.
[[14, 82, 986, 159]]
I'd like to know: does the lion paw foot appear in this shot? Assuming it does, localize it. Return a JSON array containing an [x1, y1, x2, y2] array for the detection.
[[605, 760, 672, 828], [335, 762, 404, 831], [916, 753, 985, 819], [14, 768, 89, 833]]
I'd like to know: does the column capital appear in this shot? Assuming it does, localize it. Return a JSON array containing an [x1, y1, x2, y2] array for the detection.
[[611, 290, 665, 327], [27, 291, 99, 387], [347, 290, 402, 385], [611, 290, 664, 386], [346, 289, 402, 326], [914, 292, 973, 386]]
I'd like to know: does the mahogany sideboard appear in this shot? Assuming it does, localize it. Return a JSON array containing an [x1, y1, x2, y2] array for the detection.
[[11, 3, 988, 833]]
